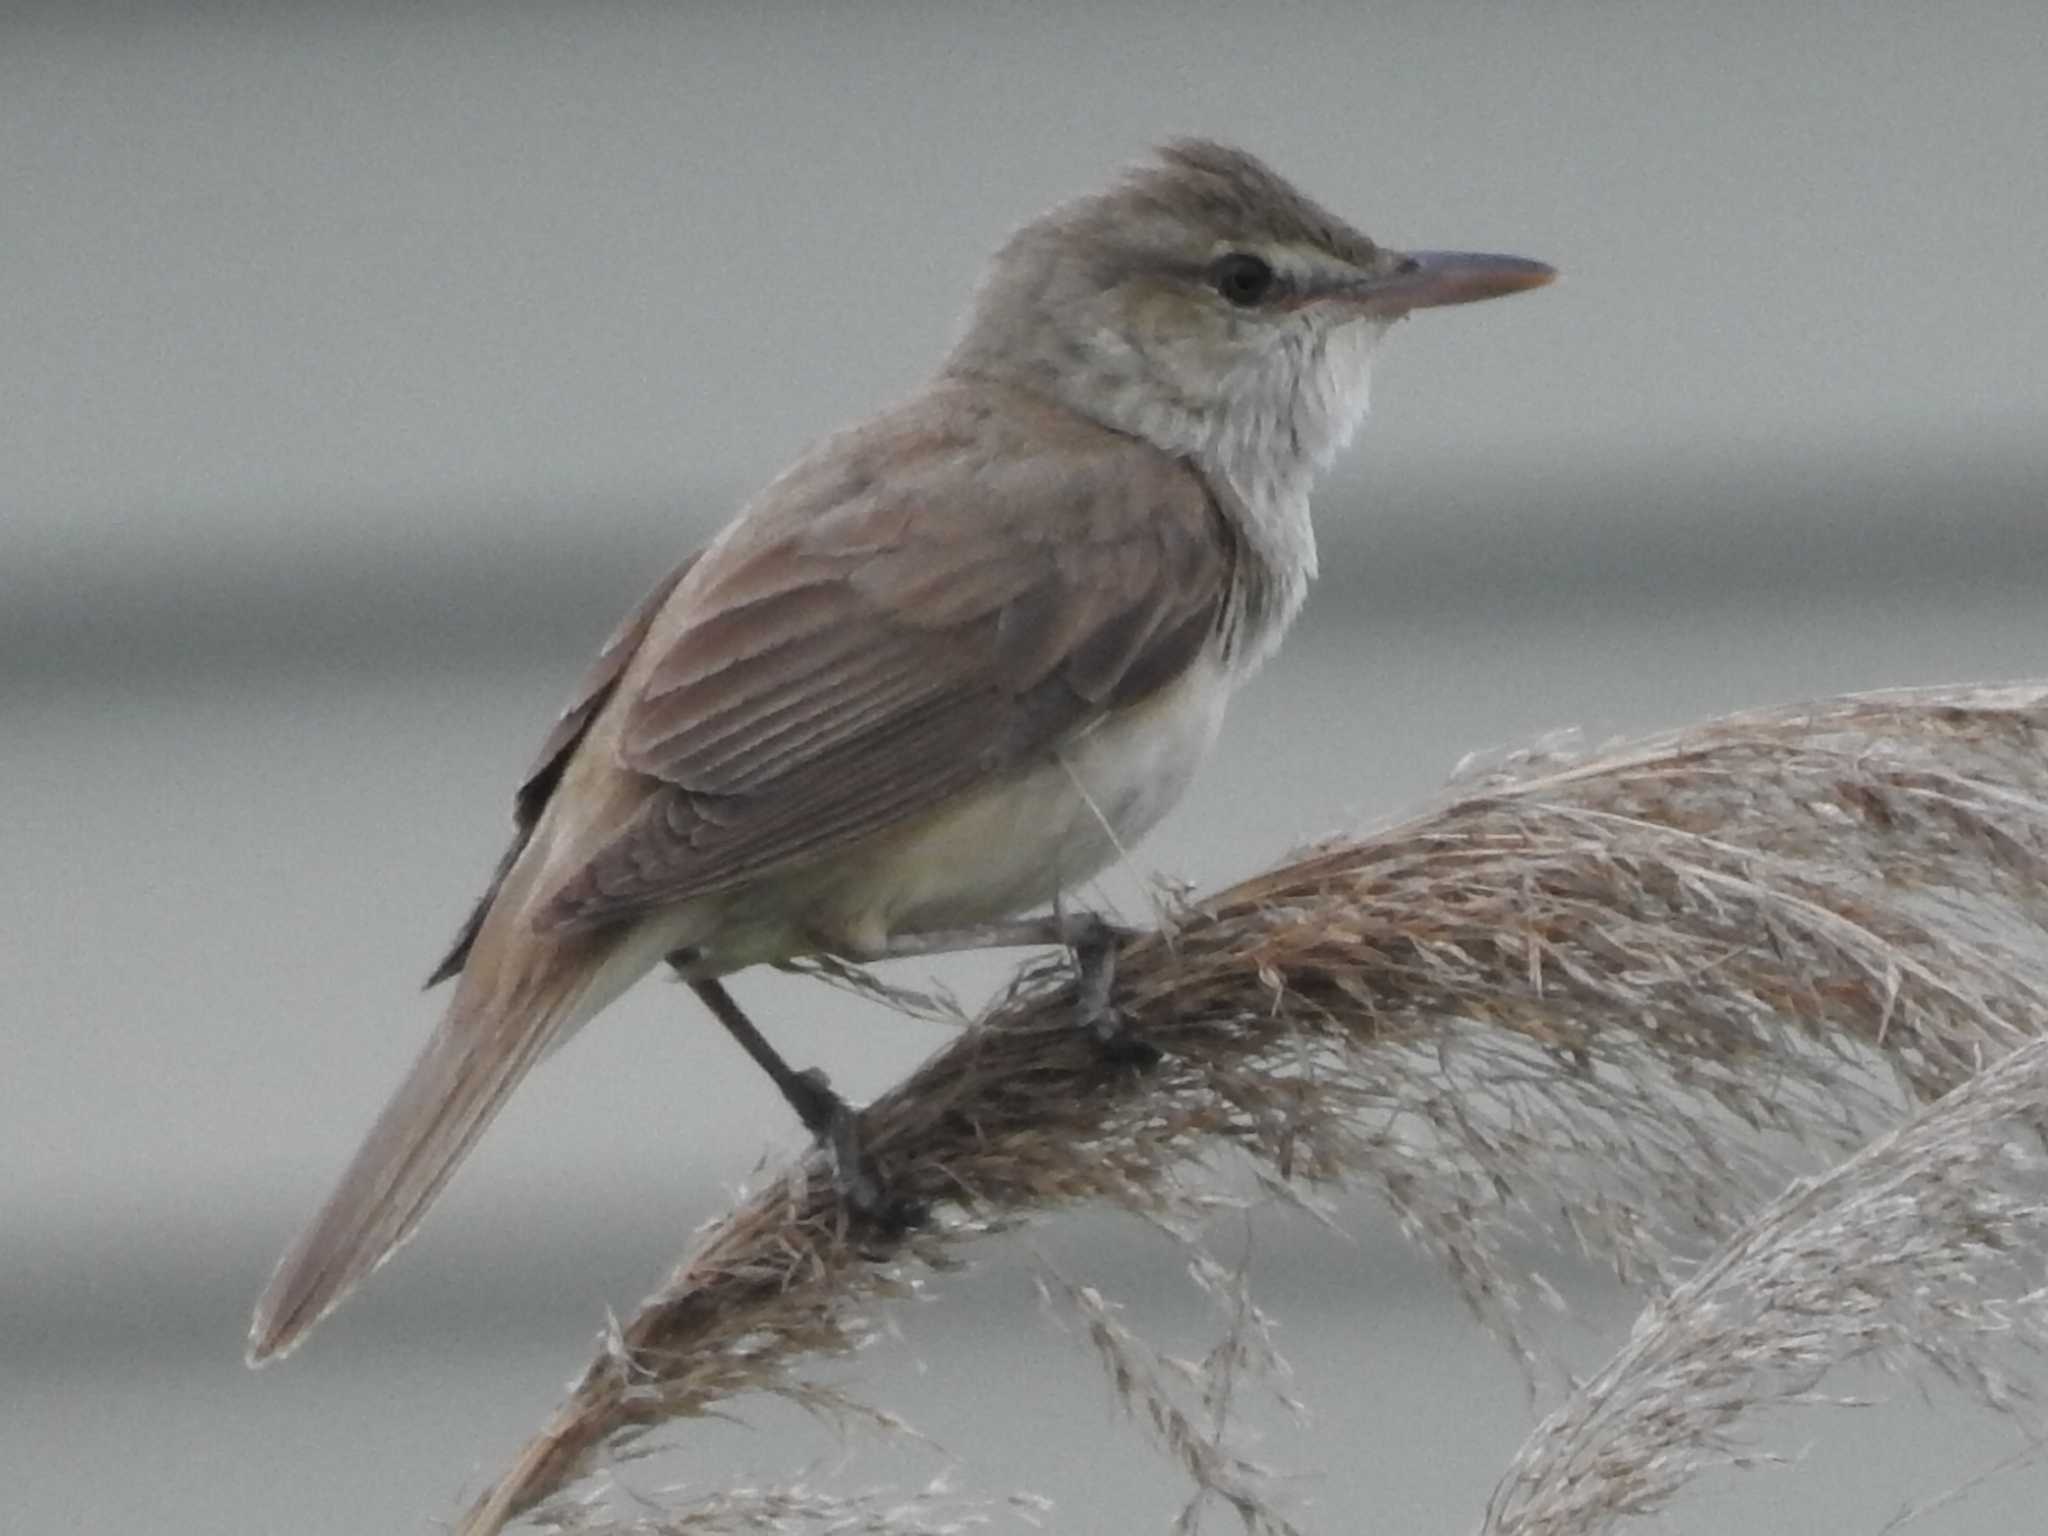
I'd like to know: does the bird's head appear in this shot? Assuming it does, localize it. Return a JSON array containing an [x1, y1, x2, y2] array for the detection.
[[948, 139, 1554, 500]]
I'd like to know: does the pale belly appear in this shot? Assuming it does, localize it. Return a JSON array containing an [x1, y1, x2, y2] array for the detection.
[[718, 658, 1233, 961]]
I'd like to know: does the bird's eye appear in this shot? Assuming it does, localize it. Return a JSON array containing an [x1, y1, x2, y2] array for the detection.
[[1209, 252, 1277, 307]]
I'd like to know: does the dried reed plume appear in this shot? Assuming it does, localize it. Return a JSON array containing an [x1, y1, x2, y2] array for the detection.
[[1485, 1030, 2048, 1535], [456, 682, 2048, 1535]]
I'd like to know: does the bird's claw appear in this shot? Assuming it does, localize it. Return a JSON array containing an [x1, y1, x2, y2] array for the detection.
[[1068, 916, 1160, 1068], [801, 1073, 927, 1235]]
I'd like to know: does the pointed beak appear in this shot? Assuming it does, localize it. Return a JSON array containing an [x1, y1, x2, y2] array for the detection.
[[1347, 249, 1556, 316]]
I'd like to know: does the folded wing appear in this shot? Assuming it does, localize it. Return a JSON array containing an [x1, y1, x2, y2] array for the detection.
[[542, 386, 1237, 930]]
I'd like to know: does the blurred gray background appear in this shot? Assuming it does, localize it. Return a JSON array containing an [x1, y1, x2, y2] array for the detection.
[[6, 2, 2046, 1531]]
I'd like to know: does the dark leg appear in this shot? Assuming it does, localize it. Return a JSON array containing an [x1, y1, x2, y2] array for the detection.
[[686, 976, 841, 1137], [1064, 913, 1159, 1067], [684, 974, 918, 1229]]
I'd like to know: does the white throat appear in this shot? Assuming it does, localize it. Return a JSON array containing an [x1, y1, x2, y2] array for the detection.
[[1205, 315, 1387, 502], [1193, 315, 1389, 672]]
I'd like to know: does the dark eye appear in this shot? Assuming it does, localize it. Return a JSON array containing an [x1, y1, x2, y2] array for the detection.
[[1209, 252, 1277, 307]]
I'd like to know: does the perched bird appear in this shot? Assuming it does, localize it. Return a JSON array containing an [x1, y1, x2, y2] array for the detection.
[[248, 139, 1553, 1364]]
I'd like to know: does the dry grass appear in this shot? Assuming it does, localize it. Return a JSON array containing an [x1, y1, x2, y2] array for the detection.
[[452, 682, 2048, 1535], [1484, 1030, 2048, 1535]]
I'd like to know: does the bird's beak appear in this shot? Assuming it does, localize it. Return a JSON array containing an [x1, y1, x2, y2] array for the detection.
[[1346, 249, 1556, 316]]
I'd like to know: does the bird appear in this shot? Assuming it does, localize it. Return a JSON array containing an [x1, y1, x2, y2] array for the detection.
[[247, 138, 1553, 1364]]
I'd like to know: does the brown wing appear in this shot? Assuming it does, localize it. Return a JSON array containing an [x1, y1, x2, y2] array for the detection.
[[540, 388, 1235, 931], [424, 553, 697, 985]]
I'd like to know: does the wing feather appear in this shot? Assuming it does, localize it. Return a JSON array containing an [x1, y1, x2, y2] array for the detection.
[[532, 385, 1235, 931], [425, 554, 697, 986]]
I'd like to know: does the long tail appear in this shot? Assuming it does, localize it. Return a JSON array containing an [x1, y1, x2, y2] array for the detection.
[[246, 906, 671, 1365]]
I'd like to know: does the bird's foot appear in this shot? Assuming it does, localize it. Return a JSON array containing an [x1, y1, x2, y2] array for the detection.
[[1068, 915, 1162, 1069], [787, 1067, 927, 1235]]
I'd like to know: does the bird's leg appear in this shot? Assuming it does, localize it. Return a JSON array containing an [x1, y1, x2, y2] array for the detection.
[[679, 972, 921, 1232], [855, 912, 1159, 1066], [1062, 911, 1158, 1066]]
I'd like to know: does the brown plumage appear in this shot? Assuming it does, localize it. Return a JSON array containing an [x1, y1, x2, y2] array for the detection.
[[248, 384, 1234, 1362], [549, 385, 1232, 927], [247, 139, 1551, 1364]]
